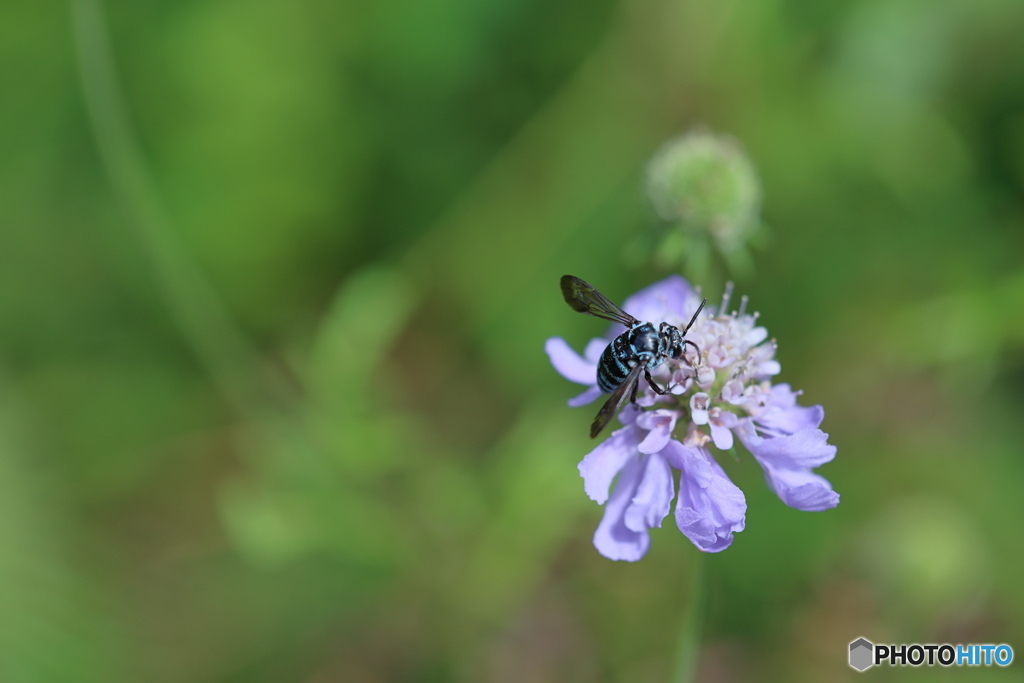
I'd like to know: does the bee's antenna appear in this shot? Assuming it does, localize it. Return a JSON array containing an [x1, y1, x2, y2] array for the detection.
[[684, 298, 707, 334]]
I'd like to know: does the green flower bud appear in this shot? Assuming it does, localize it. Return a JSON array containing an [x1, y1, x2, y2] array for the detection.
[[645, 130, 762, 277]]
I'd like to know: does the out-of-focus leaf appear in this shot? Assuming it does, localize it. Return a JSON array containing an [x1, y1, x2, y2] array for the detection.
[[0, 398, 131, 682], [306, 265, 417, 405]]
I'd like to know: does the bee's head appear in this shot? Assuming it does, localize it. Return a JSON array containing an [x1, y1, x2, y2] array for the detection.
[[659, 323, 685, 359]]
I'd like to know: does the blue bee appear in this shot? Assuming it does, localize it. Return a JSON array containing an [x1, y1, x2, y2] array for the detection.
[[560, 275, 706, 437]]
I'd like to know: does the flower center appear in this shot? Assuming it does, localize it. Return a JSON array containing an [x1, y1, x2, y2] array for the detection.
[[638, 287, 780, 439]]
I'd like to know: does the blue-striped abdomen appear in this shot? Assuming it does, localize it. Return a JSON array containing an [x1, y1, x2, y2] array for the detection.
[[597, 335, 633, 392], [596, 323, 661, 392]]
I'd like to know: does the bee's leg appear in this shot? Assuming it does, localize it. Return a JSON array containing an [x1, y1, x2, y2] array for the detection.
[[645, 368, 669, 395], [683, 339, 702, 365], [629, 376, 640, 404]]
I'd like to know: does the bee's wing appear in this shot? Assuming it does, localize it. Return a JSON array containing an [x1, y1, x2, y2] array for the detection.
[[561, 275, 639, 328], [590, 362, 644, 438]]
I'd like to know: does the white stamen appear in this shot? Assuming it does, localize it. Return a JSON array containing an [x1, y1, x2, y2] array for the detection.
[[719, 281, 734, 316]]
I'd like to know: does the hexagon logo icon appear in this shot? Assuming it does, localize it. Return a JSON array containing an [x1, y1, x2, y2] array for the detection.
[[849, 637, 874, 671]]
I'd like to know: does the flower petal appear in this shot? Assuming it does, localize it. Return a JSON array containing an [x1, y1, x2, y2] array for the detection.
[[736, 419, 836, 470], [761, 467, 839, 511], [690, 393, 710, 425], [735, 419, 839, 511], [754, 383, 823, 434], [623, 453, 674, 533], [709, 409, 737, 450], [617, 403, 642, 427], [592, 456, 650, 561], [568, 385, 604, 407], [710, 423, 734, 451], [578, 425, 641, 504], [621, 275, 695, 328], [635, 410, 679, 454], [584, 338, 609, 364], [721, 379, 746, 405], [545, 337, 597, 385], [664, 441, 746, 552], [744, 326, 768, 346]]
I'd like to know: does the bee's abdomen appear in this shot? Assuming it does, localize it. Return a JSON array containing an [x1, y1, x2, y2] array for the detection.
[[596, 334, 634, 393]]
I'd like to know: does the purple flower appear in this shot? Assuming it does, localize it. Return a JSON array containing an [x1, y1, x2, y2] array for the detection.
[[546, 276, 838, 560]]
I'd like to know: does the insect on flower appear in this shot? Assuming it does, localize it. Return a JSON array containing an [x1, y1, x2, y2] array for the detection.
[[548, 275, 839, 559], [560, 275, 707, 438]]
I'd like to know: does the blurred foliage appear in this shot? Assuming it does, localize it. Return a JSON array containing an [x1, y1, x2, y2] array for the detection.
[[2, 0, 1024, 680]]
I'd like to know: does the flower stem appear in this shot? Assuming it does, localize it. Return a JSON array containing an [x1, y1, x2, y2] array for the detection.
[[70, 0, 297, 418], [672, 551, 707, 683]]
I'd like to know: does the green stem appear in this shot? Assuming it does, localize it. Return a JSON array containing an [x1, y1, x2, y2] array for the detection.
[[70, 0, 295, 417], [672, 551, 707, 683]]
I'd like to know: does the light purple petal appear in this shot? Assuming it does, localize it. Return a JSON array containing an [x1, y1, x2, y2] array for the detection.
[[721, 379, 746, 405], [754, 383, 824, 435], [710, 423, 734, 451], [709, 408, 737, 450], [744, 326, 768, 346], [761, 467, 839, 511], [568, 386, 603, 407], [623, 453, 674, 533], [621, 275, 695, 327], [635, 410, 679, 454], [690, 393, 710, 425], [735, 419, 839, 512], [664, 441, 746, 552], [584, 338, 609, 364], [617, 403, 642, 427], [736, 420, 836, 470], [634, 392, 660, 408], [578, 425, 642, 504], [545, 337, 597, 385], [592, 456, 650, 561]]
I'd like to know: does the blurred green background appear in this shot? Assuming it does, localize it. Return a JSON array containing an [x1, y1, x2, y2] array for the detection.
[[2, 0, 1024, 680]]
